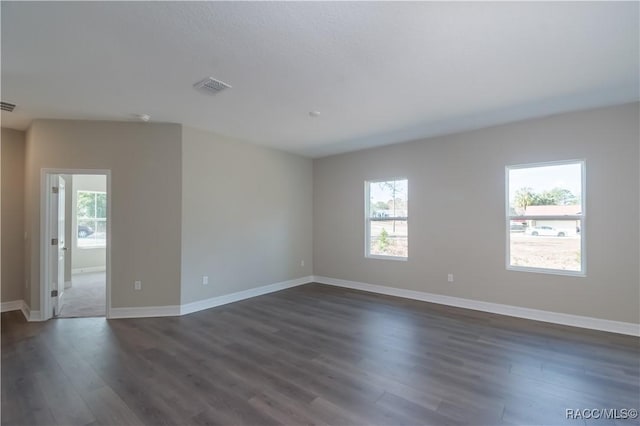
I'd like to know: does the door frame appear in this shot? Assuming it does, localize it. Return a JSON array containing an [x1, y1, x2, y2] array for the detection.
[[40, 168, 112, 320]]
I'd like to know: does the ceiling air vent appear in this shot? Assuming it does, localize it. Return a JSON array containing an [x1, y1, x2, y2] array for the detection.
[[193, 77, 231, 95], [1, 102, 16, 112]]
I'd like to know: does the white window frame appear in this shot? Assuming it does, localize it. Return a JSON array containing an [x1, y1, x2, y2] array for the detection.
[[77, 190, 107, 249], [505, 159, 586, 277], [365, 178, 408, 261]]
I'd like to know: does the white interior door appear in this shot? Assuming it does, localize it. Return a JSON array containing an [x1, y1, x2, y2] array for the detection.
[[52, 176, 66, 317]]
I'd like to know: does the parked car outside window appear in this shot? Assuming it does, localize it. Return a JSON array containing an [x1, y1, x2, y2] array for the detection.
[[78, 225, 94, 238], [524, 226, 572, 237]]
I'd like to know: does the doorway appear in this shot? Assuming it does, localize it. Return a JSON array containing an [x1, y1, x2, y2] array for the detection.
[[42, 170, 111, 320]]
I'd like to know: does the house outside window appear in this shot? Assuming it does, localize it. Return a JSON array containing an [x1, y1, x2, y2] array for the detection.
[[506, 160, 585, 275], [365, 179, 408, 260]]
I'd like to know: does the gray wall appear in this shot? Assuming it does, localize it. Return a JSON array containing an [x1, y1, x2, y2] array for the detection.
[[71, 174, 107, 273], [181, 126, 313, 304], [313, 102, 639, 324], [24, 120, 182, 311], [12, 103, 639, 324], [1, 128, 26, 302]]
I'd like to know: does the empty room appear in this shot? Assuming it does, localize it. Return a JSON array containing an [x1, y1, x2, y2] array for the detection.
[[1, 2, 638, 426]]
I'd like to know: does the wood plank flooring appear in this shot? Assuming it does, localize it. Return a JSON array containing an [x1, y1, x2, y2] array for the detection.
[[2, 283, 639, 425]]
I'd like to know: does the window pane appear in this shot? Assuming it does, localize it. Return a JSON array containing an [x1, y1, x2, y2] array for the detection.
[[77, 220, 95, 247], [77, 192, 96, 217], [507, 162, 583, 273], [94, 221, 107, 246], [369, 219, 408, 257], [510, 220, 581, 272], [96, 193, 107, 218], [367, 179, 408, 259], [77, 190, 107, 248], [508, 163, 582, 215], [369, 180, 408, 218]]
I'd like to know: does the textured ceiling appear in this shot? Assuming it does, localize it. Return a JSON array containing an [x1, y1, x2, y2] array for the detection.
[[1, 2, 638, 157]]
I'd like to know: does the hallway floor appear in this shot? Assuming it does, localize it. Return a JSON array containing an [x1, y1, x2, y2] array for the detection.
[[58, 272, 105, 318]]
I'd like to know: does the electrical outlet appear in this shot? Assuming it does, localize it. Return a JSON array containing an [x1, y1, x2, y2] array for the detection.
[[202, 276, 209, 285], [134, 280, 142, 291], [447, 274, 454, 283]]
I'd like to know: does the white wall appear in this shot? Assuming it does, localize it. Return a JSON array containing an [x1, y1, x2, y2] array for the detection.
[[180, 126, 313, 304], [71, 174, 107, 273], [313, 103, 639, 324]]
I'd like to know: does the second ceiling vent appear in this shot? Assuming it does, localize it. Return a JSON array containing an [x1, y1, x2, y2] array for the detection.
[[193, 77, 232, 95]]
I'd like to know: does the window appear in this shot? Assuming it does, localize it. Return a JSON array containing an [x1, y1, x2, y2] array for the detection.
[[506, 160, 584, 275], [366, 179, 408, 259], [77, 191, 106, 248]]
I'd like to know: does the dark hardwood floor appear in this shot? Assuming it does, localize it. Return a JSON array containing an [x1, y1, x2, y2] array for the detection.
[[2, 283, 639, 426]]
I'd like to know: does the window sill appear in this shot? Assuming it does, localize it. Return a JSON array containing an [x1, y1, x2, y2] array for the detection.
[[507, 265, 585, 277], [77, 245, 106, 250], [366, 254, 408, 262]]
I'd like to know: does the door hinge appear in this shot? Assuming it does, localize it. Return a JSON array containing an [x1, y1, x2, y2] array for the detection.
[[52, 186, 59, 194], [51, 289, 58, 297], [51, 238, 58, 245]]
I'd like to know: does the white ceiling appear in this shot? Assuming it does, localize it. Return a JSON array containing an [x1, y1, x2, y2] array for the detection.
[[2, 2, 638, 158]]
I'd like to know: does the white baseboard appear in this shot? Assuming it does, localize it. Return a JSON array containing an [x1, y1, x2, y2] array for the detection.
[[109, 305, 180, 319], [180, 275, 314, 315], [24, 302, 42, 321], [72, 266, 106, 274], [21, 302, 31, 321], [108, 275, 314, 319], [30, 273, 638, 337], [2, 300, 42, 322], [1, 300, 24, 313], [27, 309, 42, 321], [313, 276, 640, 337]]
